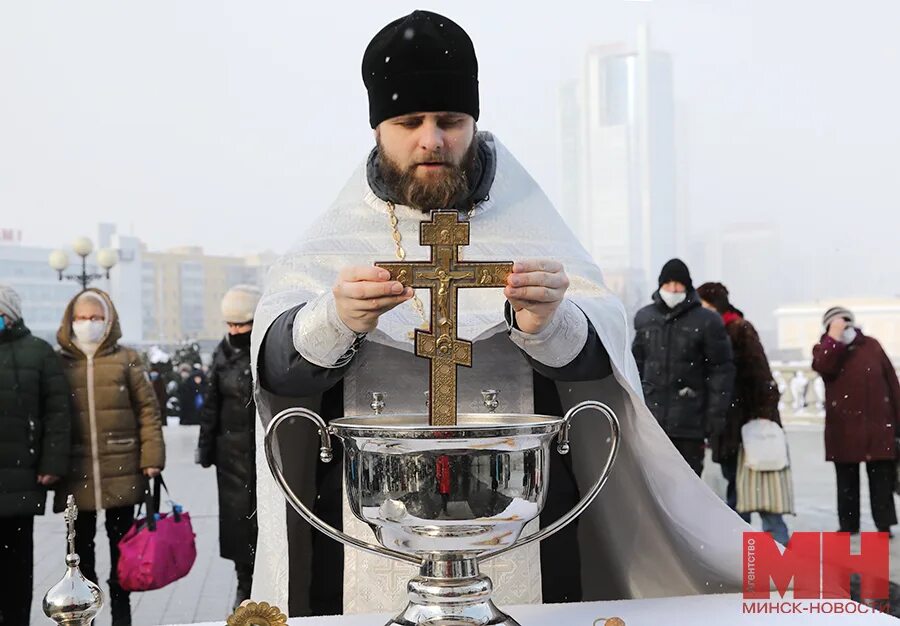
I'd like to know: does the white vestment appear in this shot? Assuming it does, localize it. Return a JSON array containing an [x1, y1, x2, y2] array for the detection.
[[250, 133, 748, 614]]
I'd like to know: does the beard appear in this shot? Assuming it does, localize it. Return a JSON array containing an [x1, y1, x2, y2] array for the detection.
[[377, 138, 478, 212]]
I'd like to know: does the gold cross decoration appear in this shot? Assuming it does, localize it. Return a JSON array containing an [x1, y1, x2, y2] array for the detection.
[[376, 211, 513, 426]]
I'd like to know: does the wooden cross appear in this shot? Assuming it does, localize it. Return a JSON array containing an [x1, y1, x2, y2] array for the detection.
[[376, 211, 512, 426]]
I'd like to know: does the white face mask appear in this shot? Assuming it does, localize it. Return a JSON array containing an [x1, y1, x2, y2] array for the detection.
[[842, 327, 858, 345], [659, 289, 687, 309], [72, 320, 107, 344]]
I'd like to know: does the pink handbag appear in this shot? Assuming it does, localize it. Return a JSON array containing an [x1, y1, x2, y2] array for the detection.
[[117, 475, 197, 592]]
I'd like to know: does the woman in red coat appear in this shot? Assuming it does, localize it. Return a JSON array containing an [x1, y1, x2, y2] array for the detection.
[[812, 306, 900, 535]]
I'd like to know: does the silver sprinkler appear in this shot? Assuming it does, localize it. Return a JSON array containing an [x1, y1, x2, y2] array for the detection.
[[43, 495, 104, 625]]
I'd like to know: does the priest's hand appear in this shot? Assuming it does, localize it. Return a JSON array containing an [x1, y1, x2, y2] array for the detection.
[[505, 260, 570, 335], [333, 266, 415, 334]]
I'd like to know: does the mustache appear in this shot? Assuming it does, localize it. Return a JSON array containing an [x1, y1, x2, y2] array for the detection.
[[412, 156, 453, 167]]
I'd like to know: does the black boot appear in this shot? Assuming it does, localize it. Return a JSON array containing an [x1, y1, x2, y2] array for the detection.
[[109, 582, 132, 626], [234, 562, 254, 611]]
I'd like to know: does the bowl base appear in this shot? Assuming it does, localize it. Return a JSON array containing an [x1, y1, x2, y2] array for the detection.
[[384, 560, 521, 626]]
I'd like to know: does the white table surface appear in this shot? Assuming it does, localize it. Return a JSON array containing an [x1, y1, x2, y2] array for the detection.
[[181, 593, 898, 625]]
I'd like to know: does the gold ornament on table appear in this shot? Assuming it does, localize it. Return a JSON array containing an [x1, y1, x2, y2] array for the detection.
[[376, 210, 513, 426], [226, 601, 288, 626]]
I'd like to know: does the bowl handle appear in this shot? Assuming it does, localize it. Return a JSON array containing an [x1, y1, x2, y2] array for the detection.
[[264, 407, 420, 566], [478, 400, 621, 564]]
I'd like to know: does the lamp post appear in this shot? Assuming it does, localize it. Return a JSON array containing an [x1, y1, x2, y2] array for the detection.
[[48, 237, 119, 290]]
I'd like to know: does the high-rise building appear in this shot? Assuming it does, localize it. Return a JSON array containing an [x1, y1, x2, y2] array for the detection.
[[559, 25, 678, 305]]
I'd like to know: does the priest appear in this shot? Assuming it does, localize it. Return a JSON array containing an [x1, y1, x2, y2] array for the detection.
[[251, 9, 746, 617]]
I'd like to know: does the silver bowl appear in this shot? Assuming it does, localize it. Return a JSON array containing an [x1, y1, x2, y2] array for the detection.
[[265, 401, 619, 626]]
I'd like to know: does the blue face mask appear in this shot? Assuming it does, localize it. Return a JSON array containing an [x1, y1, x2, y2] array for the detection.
[[0, 316, 6, 332]]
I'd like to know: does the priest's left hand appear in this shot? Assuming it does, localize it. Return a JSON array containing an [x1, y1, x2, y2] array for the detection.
[[505, 260, 569, 334]]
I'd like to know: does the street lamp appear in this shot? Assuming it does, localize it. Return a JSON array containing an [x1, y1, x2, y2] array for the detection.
[[49, 237, 119, 290]]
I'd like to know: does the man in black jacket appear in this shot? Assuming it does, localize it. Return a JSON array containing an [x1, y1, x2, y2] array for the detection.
[[632, 260, 735, 476], [0, 284, 71, 625]]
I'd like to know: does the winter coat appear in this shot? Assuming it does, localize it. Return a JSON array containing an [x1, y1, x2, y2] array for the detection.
[[632, 290, 735, 440], [812, 331, 900, 463], [178, 375, 207, 425], [53, 289, 165, 512], [0, 320, 71, 516], [197, 336, 257, 564], [710, 311, 782, 463]]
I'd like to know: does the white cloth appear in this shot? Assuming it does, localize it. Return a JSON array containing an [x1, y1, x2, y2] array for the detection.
[[507, 298, 589, 368], [250, 133, 749, 613], [176, 595, 898, 626], [292, 293, 359, 367]]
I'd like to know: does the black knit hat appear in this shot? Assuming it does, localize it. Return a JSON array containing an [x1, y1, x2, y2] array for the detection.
[[362, 10, 479, 129], [658, 258, 693, 290]]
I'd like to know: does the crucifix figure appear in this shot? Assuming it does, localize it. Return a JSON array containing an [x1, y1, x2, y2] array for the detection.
[[376, 211, 512, 426], [64, 494, 78, 557]]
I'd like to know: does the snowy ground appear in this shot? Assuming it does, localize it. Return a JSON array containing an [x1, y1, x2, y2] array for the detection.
[[28, 424, 900, 625]]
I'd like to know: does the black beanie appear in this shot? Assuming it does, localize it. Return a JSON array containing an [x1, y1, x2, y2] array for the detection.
[[658, 258, 693, 290], [362, 10, 479, 129]]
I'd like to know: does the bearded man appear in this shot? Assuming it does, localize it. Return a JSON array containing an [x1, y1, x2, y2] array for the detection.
[[251, 10, 745, 617]]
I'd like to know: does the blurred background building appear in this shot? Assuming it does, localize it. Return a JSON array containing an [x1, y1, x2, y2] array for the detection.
[[774, 297, 900, 361], [558, 24, 678, 316], [0, 223, 274, 348]]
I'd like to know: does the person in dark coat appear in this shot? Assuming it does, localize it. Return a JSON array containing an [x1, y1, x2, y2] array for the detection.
[[197, 285, 262, 609], [178, 369, 207, 425], [0, 285, 71, 626], [698, 282, 789, 544], [149, 368, 169, 426], [632, 259, 735, 476], [812, 306, 900, 536]]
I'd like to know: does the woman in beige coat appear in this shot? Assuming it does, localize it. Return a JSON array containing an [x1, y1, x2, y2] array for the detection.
[[55, 289, 164, 626]]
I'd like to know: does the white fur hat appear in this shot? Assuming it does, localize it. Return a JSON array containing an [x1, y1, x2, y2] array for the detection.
[[221, 284, 262, 323]]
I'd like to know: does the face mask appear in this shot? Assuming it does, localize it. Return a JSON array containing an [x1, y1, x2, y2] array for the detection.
[[72, 320, 107, 344], [842, 327, 858, 345], [0, 316, 6, 332], [659, 289, 687, 309], [228, 331, 252, 350]]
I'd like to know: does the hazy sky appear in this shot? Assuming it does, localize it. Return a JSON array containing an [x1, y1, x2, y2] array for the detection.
[[2, 0, 899, 287]]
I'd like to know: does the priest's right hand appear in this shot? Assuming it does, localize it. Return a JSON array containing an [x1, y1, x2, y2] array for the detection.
[[333, 266, 415, 334]]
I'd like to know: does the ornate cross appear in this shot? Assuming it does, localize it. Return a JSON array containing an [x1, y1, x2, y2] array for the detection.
[[64, 494, 78, 557], [376, 211, 512, 426]]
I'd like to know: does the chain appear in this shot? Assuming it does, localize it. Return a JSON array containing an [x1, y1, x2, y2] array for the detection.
[[385, 201, 429, 329]]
